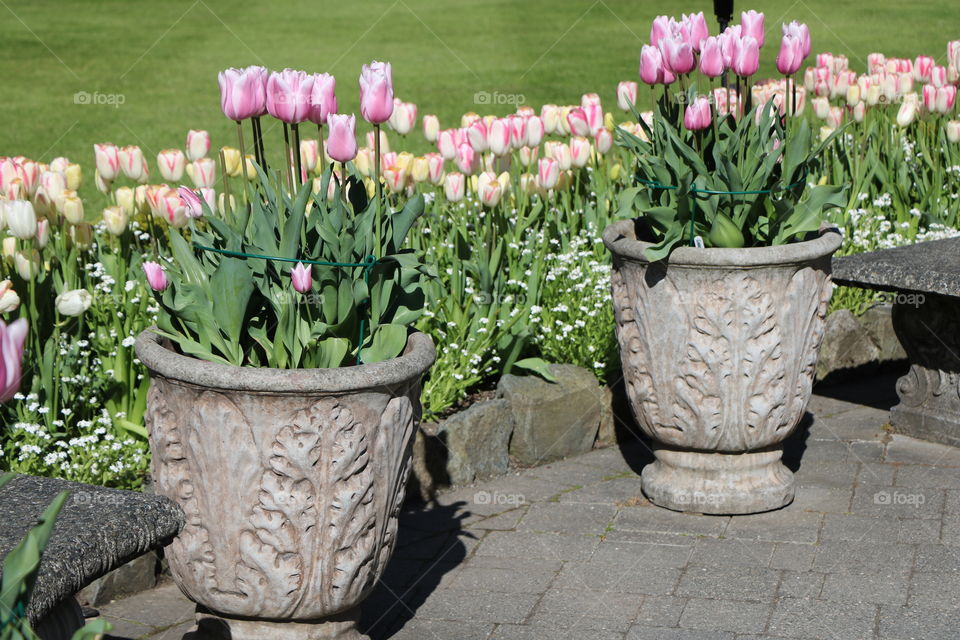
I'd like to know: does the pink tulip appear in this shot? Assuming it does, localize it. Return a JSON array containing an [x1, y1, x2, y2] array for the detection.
[[659, 35, 695, 75], [700, 36, 725, 78], [119, 145, 145, 181], [732, 36, 760, 77], [199, 187, 216, 212], [142, 261, 168, 292], [518, 145, 539, 167], [639, 44, 665, 85], [740, 10, 765, 48], [186, 130, 210, 162], [584, 104, 604, 135], [178, 186, 204, 218], [937, 86, 957, 113], [537, 157, 560, 190], [683, 12, 709, 51], [187, 158, 216, 188], [267, 69, 314, 124], [437, 128, 458, 160], [359, 60, 394, 124], [157, 149, 185, 182], [508, 115, 527, 149], [465, 120, 488, 152], [487, 119, 512, 156], [326, 114, 358, 163], [595, 128, 613, 154], [444, 172, 465, 202], [776, 34, 805, 75], [569, 136, 591, 167], [650, 16, 674, 47], [617, 81, 638, 110], [291, 263, 312, 293], [307, 73, 337, 125], [683, 97, 711, 131], [94, 143, 120, 181], [718, 30, 738, 67], [426, 153, 445, 185], [922, 84, 937, 111], [381, 151, 398, 171], [782, 21, 810, 57], [525, 115, 545, 147], [455, 142, 476, 175], [566, 107, 591, 136], [930, 65, 948, 88], [0, 318, 27, 403], [914, 56, 934, 82], [218, 66, 268, 121], [389, 100, 417, 135]]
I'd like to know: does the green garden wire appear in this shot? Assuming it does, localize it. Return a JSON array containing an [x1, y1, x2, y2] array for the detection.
[[192, 242, 378, 365], [635, 178, 808, 246]]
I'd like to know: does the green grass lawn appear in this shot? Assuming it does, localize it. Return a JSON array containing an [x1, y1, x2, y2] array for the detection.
[[1, 0, 955, 170]]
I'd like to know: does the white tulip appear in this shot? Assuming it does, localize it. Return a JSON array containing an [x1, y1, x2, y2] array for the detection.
[[4, 200, 37, 239], [55, 289, 93, 316]]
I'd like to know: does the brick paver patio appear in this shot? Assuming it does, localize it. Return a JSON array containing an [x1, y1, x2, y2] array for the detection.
[[97, 373, 960, 639]]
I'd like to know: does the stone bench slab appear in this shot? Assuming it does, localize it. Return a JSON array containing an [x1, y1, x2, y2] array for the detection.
[[0, 474, 183, 624], [832, 237, 960, 296]]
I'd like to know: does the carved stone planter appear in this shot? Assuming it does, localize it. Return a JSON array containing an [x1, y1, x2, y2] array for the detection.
[[135, 331, 435, 640], [603, 221, 841, 514]]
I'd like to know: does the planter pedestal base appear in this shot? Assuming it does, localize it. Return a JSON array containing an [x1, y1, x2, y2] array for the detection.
[[194, 607, 365, 640], [641, 447, 794, 515]]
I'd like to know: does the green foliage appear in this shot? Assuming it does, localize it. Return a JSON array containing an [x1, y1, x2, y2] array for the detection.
[[152, 168, 431, 367], [615, 86, 847, 261]]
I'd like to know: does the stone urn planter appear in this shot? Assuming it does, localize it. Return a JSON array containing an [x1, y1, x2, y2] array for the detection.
[[603, 220, 841, 514], [135, 330, 435, 640]]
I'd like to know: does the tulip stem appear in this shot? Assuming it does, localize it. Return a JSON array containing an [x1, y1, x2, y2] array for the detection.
[[252, 117, 267, 172], [236, 120, 251, 211], [317, 123, 326, 175], [219, 148, 233, 222], [283, 122, 293, 193], [374, 123, 383, 257], [292, 123, 303, 187]]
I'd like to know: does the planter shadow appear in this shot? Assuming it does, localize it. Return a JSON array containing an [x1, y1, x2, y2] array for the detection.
[[782, 412, 814, 473], [813, 367, 905, 411], [360, 501, 474, 639]]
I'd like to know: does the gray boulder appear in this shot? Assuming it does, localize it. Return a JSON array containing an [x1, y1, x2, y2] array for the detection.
[[816, 309, 881, 379], [500, 364, 605, 465], [436, 398, 514, 485]]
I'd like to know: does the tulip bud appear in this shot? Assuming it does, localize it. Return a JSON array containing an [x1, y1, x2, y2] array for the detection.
[[520, 173, 539, 196], [115, 186, 136, 216], [477, 171, 502, 208], [389, 100, 417, 135], [365, 129, 390, 153], [383, 167, 407, 194], [34, 219, 49, 249], [566, 108, 591, 136], [2, 238, 15, 260], [218, 192, 237, 216], [119, 146, 146, 181], [65, 163, 82, 190], [186, 129, 211, 161], [422, 114, 440, 142], [541, 104, 561, 134], [444, 172, 465, 202], [826, 106, 844, 130], [14, 250, 39, 281], [537, 157, 560, 190], [853, 101, 866, 123], [846, 84, 861, 107], [187, 158, 217, 188], [526, 116, 545, 147], [359, 61, 394, 124], [94, 143, 120, 181], [426, 153, 445, 185], [3, 200, 37, 239], [326, 114, 358, 163], [897, 100, 917, 127], [466, 121, 489, 153], [411, 156, 429, 183], [569, 137, 591, 168], [95, 170, 111, 194], [487, 119, 512, 157], [55, 289, 93, 316], [220, 146, 243, 177], [617, 81, 638, 111], [102, 205, 129, 236], [142, 261, 168, 292], [161, 194, 188, 228], [290, 263, 312, 293], [518, 145, 539, 167], [157, 149, 186, 182], [595, 128, 613, 154], [355, 147, 374, 176], [0, 280, 20, 314]]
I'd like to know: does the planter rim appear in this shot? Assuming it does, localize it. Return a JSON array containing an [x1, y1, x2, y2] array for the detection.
[[602, 219, 842, 267], [135, 329, 436, 394]]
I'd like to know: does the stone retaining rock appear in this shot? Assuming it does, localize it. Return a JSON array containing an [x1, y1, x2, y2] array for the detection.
[[499, 364, 606, 466], [816, 305, 905, 379], [436, 398, 514, 485]]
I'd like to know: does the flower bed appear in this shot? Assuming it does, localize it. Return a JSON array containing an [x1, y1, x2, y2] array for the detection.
[[1, 14, 959, 489]]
